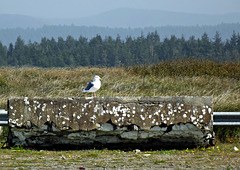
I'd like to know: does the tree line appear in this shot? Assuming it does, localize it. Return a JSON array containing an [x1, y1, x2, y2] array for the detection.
[[0, 31, 239, 67], [1, 23, 239, 46]]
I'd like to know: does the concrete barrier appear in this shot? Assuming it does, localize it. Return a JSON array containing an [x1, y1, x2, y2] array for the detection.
[[8, 97, 214, 149]]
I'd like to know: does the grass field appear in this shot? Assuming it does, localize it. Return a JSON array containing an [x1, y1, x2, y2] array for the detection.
[[0, 143, 239, 169], [0, 59, 239, 169], [0, 60, 239, 111]]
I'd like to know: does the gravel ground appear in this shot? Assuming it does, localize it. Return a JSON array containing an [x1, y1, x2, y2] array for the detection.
[[0, 143, 239, 169]]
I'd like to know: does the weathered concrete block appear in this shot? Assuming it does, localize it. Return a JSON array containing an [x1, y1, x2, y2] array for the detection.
[[7, 97, 214, 149], [98, 123, 114, 131]]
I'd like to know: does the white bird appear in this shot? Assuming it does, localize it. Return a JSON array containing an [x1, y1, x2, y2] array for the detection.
[[82, 75, 102, 97], [234, 146, 239, 151]]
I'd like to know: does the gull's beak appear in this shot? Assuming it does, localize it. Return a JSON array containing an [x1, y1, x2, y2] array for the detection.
[[100, 78, 102, 81]]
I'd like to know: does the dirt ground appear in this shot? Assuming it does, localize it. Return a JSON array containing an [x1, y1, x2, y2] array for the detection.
[[0, 143, 239, 170]]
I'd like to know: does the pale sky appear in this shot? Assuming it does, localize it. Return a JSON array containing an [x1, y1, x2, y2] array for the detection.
[[1, 0, 240, 18]]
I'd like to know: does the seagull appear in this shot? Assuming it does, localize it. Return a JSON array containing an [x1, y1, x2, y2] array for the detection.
[[82, 75, 102, 97]]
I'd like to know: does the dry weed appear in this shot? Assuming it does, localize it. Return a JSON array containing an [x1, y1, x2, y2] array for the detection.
[[0, 66, 239, 111]]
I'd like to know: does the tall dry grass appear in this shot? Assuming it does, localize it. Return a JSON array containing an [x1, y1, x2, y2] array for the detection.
[[0, 61, 239, 112]]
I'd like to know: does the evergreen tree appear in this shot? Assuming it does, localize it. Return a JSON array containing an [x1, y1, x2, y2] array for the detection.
[[13, 36, 26, 66], [237, 33, 240, 58], [0, 42, 7, 66], [213, 32, 223, 62], [89, 35, 103, 66], [198, 33, 212, 60], [229, 31, 239, 61], [7, 43, 16, 65]]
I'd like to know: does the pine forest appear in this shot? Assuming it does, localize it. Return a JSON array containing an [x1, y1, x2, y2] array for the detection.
[[0, 31, 239, 68]]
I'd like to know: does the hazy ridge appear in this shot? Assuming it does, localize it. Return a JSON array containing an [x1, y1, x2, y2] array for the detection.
[[0, 23, 240, 46], [1, 8, 240, 29], [1, 8, 240, 46], [0, 8, 240, 45]]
